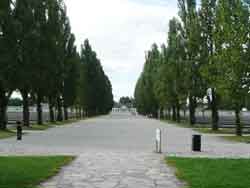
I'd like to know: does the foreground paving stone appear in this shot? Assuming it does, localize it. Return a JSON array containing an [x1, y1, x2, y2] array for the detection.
[[41, 151, 184, 188]]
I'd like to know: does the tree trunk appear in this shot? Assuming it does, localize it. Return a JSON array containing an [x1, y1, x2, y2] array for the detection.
[[172, 106, 177, 121], [152, 110, 158, 119], [64, 106, 68, 121], [167, 108, 171, 120], [176, 102, 181, 123], [211, 88, 219, 131], [183, 109, 186, 120], [160, 108, 164, 119], [0, 88, 12, 130], [76, 107, 81, 119], [81, 108, 85, 119], [21, 90, 30, 127], [56, 97, 63, 122], [37, 93, 43, 125], [0, 103, 7, 130], [235, 108, 242, 136], [49, 99, 55, 123], [189, 95, 196, 125], [74, 108, 77, 119]]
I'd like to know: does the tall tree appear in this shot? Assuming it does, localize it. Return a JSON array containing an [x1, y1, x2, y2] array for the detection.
[[0, 0, 16, 129], [135, 44, 160, 117], [63, 34, 80, 120], [79, 39, 113, 116], [199, 0, 219, 130], [213, 0, 250, 136], [178, 0, 206, 125], [14, 0, 39, 127]]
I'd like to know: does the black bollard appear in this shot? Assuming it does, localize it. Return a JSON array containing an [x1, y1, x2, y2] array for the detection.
[[192, 135, 201, 152], [16, 121, 22, 141]]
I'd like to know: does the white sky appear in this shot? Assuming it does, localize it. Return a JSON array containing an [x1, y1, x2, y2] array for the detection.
[[64, 0, 178, 101]]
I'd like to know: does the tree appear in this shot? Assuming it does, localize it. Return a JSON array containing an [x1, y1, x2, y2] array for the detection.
[[178, 0, 206, 125], [79, 39, 113, 117], [119, 97, 134, 108], [159, 18, 187, 122], [63, 34, 80, 120], [213, 0, 250, 136], [14, 0, 40, 127], [45, 0, 66, 123], [134, 44, 160, 117], [0, 0, 113, 128], [0, 0, 16, 129], [199, 0, 219, 130], [8, 98, 23, 106]]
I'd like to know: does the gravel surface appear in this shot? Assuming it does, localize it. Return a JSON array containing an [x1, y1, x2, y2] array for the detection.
[[1, 112, 249, 188]]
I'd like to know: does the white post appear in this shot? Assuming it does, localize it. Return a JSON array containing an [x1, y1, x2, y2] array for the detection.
[[156, 128, 162, 153]]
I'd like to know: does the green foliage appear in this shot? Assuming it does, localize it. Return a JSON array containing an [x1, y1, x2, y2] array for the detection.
[[119, 97, 134, 107], [8, 98, 22, 106], [0, 0, 113, 128], [213, 0, 250, 109], [0, 0, 16, 129], [78, 39, 113, 116], [134, 44, 160, 117], [135, 0, 250, 135], [213, 0, 250, 135], [155, 18, 187, 110], [135, 19, 188, 120]]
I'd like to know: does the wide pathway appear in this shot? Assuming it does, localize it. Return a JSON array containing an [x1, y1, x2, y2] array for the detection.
[[0, 112, 249, 187]]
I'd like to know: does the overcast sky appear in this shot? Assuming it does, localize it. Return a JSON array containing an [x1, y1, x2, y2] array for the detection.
[[64, 0, 178, 101]]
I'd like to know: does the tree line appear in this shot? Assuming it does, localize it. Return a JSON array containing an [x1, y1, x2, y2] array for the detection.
[[134, 0, 250, 136], [0, 0, 113, 130]]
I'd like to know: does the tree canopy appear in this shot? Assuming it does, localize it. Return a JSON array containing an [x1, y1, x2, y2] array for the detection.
[[134, 0, 250, 136], [0, 0, 113, 129]]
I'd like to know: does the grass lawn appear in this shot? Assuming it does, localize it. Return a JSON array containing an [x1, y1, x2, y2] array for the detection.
[[167, 157, 250, 188], [162, 120, 193, 128], [10, 119, 80, 131], [222, 136, 250, 143], [194, 127, 235, 134], [52, 119, 79, 126], [162, 120, 239, 135], [0, 130, 16, 139], [0, 156, 74, 188]]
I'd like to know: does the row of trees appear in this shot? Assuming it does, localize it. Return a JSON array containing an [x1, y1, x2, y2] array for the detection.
[[0, 0, 113, 130], [119, 97, 135, 108], [134, 0, 250, 136]]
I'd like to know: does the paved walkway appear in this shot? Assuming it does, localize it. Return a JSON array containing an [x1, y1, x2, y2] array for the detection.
[[0, 112, 249, 187], [42, 151, 182, 188]]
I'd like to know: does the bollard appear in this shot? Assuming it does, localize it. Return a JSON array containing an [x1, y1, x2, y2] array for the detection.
[[16, 121, 22, 141], [192, 135, 201, 152], [156, 128, 162, 153]]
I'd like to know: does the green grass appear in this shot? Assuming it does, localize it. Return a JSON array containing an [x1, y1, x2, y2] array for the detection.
[[21, 124, 53, 131], [162, 119, 239, 135], [11, 119, 80, 131], [0, 156, 74, 188], [51, 119, 79, 126], [0, 130, 16, 139], [162, 119, 193, 128], [194, 127, 235, 134], [222, 136, 250, 143], [167, 157, 250, 188]]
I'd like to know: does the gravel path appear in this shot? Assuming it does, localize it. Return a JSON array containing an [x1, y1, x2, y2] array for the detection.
[[42, 151, 183, 188], [0, 112, 249, 187]]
